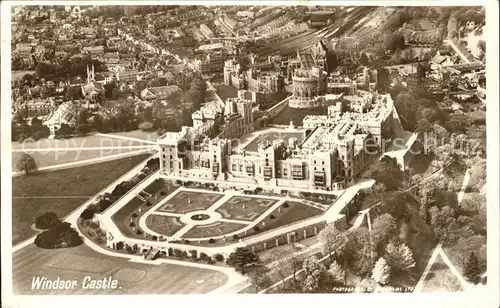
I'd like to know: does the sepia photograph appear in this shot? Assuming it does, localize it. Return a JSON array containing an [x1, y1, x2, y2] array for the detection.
[[1, 1, 498, 307]]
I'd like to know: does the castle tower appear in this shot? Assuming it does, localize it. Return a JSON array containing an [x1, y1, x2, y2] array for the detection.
[[87, 64, 95, 83]]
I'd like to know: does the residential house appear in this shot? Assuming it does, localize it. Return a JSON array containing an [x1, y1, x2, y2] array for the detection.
[[82, 46, 105, 56], [140, 85, 182, 100], [43, 101, 78, 135]]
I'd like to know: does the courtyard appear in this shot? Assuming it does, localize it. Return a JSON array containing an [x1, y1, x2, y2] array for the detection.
[[156, 190, 223, 214], [216, 196, 277, 221], [243, 130, 307, 152]]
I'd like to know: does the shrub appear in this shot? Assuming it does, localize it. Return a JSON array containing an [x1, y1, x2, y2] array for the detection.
[[253, 226, 260, 232], [282, 202, 289, 208], [131, 213, 138, 218], [174, 249, 183, 258], [81, 219, 90, 227], [80, 208, 96, 220], [87, 230, 95, 237], [160, 191, 167, 196], [136, 229, 143, 235], [168, 247, 174, 256], [207, 258, 216, 264], [129, 222, 136, 228], [184, 239, 190, 244], [89, 221, 99, 229], [144, 200, 152, 206], [152, 235, 158, 241], [35, 212, 61, 230], [199, 252, 208, 261], [233, 234, 239, 240], [182, 251, 189, 258], [208, 238, 216, 244], [138, 121, 154, 132], [34, 222, 82, 249], [270, 214, 275, 219], [189, 249, 198, 259], [214, 253, 224, 262]]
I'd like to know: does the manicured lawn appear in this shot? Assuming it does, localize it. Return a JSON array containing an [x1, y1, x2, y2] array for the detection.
[[146, 215, 185, 237], [12, 134, 150, 150], [244, 131, 306, 152], [106, 130, 160, 142], [182, 222, 246, 239], [258, 201, 323, 233], [269, 106, 327, 126], [421, 256, 463, 292], [12, 148, 147, 169], [217, 196, 277, 221], [157, 191, 223, 214], [111, 179, 177, 240], [13, 243, 228, 295], [216, 84, 238, 101], [12, 154, 150, 245]]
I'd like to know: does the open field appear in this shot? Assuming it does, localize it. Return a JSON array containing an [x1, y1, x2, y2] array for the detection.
[[182, 222, 246, 239], [106, 130, 160, 142], [217, 196, 277, 221], [12, 148, 146, 170], [157, 190, 223, 214], [421, 255, 463, 292], [244, 131, 306, 152], [12, 134, 150, 150], [12, 243, 228, 295], [146, 215, 185, 237], [12, 154, 149, 245]]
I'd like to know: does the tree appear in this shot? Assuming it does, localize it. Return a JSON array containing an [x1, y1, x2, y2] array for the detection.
[[56, 123, 73, 137], [317, 223, 348, 261], [247, 265, 274, 293], [226, 247, 259, 274], [35, 212, 61, 230], [372, 214, 397, 251], [372, 257, 391, 285], [359, 53, 369, 66], [267, 247, 302, 288], [16, 152, 38, 176], [464, 252, 481, 284], [34, 222, 83, 249], [384, 241, 415, 272], [301, 256, 327, 293], [75, 123, 90, 136], [80, 208, 96, 220], [328, 260, 346, 285], [344, 227, 376, 276]]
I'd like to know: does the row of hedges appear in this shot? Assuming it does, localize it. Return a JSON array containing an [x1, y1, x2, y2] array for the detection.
[[79, 157, 160, 221]]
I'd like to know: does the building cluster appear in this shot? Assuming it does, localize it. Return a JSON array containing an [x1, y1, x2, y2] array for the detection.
[[223, 58, 285, 104], [158, 86, 395, 191]]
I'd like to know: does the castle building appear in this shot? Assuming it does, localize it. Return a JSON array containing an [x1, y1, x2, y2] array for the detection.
[[81, 65, 105, 100], [157, 89, 395, 191], [224, 59, 285, 94]]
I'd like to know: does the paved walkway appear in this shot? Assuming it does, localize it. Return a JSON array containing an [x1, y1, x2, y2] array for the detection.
[[95, 132, 158, 145], [12, 149, 154, 177], [12, 153, 157, 253], [414, 243, 472, 292], [457, 168, 471, 204]]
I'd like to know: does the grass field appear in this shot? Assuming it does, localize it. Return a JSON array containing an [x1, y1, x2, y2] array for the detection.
[[259, 201, 323, 233], [216, 84, 238, 101], [13, 243, 228, 295], [12, 134, 150, 150], [421, 256, 463, 292], [157, 191, 223, 214], [270, 106, 327, 126], [217, 196, 277, 221], [12, 148, 146, 170], [244, 131, 306, 152], [106, 130, 160, 142], [182, 222, 246, 239], [145, 215, 185, 237], [12, 154, 150, 245], [111, 180, 178, 240]]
